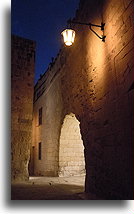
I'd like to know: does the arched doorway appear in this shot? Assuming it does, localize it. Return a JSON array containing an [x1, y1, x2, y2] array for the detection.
[[58, 113, 85, 177]]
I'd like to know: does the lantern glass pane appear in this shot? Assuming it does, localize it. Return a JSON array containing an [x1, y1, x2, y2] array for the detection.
[[61, 29, 75, 46]]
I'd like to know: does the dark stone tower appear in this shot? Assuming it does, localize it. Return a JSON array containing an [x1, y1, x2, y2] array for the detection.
[[11, 35, 36, 182]]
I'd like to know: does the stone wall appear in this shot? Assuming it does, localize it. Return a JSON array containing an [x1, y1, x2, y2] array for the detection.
[[32, 55, 63, 176], [32, 0, 133, 199], [11, 35, 36, 182], [59, 113, 85, 177]]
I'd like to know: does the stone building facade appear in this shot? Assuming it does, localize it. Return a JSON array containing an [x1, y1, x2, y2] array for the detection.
[[11, 35, 36, 182], [31, 0, 134, 199], [32, 65, 85, 177], [11, 0, 134, 199]]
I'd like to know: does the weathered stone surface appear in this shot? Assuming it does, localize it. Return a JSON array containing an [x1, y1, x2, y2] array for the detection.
[[59, 114, 85, 177], [32, 0, 133, 199], [11, 35, 36, 182]]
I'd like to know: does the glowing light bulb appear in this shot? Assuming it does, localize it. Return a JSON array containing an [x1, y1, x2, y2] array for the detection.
[[61, 29, 75, 46]]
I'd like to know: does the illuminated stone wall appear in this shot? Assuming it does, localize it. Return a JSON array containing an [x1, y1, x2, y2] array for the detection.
[[59, 113, 85, 177], [11, 35, 36, 182], [32, 54, 64, 176], [33, 0, 133, 199]]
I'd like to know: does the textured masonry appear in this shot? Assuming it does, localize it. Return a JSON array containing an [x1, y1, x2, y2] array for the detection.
[[11, 35, 36, 182], [32, 0, 134, 199], [59, 113, 85, 177]]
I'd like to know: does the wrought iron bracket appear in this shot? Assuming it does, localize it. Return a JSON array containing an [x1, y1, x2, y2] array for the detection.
[[67, 19, 106, 42]]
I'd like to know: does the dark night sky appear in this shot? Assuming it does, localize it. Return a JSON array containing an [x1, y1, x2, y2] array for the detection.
[[11, 0, 80, 83]]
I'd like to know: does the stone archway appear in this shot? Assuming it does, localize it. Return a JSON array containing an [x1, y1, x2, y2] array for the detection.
[[58, 113, 85, 177]]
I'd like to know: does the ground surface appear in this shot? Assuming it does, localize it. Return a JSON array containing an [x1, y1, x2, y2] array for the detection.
[[11, 176, 94, 200]]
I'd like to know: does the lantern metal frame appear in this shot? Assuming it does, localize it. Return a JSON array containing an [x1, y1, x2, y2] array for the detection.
[[67, 19, 106, 42]]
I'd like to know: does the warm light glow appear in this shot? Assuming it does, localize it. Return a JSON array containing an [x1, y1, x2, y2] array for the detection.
[[61, 29, 75, 46]]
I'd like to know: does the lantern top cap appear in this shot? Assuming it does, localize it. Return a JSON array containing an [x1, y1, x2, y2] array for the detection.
[[61, 28, 75, 35]]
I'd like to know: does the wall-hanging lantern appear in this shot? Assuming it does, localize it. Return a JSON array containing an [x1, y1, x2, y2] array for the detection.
[[61, 19, 106, 46], [61, 29, 75, 46]]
